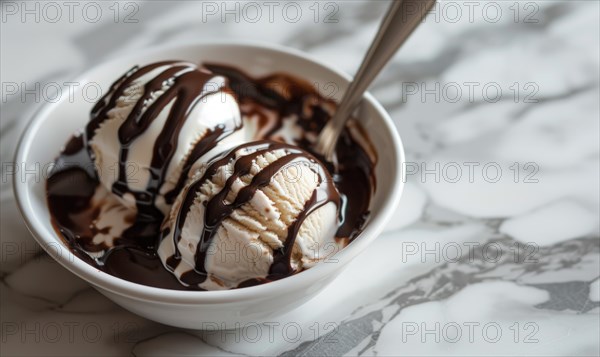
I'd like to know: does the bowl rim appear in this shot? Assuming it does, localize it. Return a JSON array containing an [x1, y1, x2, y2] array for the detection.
[[13, 40, 405, 304]]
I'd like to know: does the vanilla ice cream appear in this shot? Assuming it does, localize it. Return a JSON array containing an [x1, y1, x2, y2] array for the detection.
[[87, 61, 244, 219], [158, 140, 341, 290]]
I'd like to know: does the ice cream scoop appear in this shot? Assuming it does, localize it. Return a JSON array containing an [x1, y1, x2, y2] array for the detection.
[[87, 61, 244, 223], [158, 140, 341, 290]]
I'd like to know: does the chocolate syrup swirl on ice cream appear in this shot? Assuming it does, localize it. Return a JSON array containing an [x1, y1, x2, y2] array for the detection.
[[89, 62, 241, 245], [47, 62, 376, 290], [164, 141, 341, 288]]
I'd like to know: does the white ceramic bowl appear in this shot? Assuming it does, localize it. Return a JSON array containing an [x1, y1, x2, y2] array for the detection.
[[13, 42, 404, 329]]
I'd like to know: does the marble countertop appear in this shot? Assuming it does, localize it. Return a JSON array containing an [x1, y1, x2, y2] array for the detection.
[[1, 1, 598, 355]]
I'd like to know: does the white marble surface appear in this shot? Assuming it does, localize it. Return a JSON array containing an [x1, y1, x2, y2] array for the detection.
[[1, 1, 599, 355]]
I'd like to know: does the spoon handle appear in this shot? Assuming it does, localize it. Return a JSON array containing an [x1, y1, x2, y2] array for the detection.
[[315, 0, 436, 160]]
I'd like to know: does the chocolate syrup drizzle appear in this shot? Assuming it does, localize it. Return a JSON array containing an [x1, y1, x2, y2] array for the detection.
[[91, 61, 241, 248], [166, 141, 340, 286], [47, 63, 375, 290]]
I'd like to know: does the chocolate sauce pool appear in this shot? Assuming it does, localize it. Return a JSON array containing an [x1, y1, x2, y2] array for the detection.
[[47, 63, 376, 290]]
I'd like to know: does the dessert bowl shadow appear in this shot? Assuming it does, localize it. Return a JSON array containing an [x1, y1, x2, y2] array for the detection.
[[13, 41, 405, 329]]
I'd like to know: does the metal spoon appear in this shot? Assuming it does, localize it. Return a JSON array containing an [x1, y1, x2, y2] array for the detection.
[[314, 0, 436, 160]]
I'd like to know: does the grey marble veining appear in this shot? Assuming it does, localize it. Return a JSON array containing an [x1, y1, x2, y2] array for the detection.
[[1, 1, 599, 356]]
